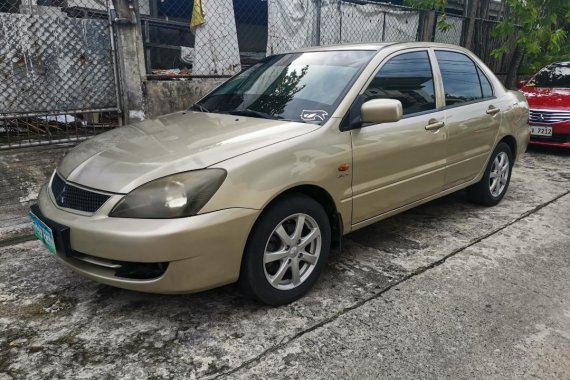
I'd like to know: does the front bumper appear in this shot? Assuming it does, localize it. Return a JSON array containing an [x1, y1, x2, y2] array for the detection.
[[35, 185, 260, 293], [529, 138, 570, 148], [529, 121, 570, 148]]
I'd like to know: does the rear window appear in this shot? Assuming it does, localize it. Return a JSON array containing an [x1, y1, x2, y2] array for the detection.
[[530, 63, 570, 88]]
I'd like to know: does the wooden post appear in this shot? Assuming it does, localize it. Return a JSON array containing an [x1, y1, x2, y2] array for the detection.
[[421, 10, 436, 42], [464, 0, 480, 50]]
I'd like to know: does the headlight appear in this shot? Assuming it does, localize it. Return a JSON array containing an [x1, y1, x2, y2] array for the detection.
[[109, 169, 227, 218]]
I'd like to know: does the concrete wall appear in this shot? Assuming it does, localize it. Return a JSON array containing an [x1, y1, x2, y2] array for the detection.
[[145, 78, 225, 118]]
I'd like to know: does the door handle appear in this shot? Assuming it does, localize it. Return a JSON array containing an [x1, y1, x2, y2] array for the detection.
[[425, 120, 445, 131], [486, 106, 500, 115]]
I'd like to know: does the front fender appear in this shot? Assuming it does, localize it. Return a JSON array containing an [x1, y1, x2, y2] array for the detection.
[[200, 120, 353, 233]]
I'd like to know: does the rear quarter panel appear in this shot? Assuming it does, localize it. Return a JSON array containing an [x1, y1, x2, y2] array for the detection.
[[468, 90, 528, 185], [497, 90, 530, 163]]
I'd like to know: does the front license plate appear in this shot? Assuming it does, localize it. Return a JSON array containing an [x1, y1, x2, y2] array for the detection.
[[530, 126, 553, 137], [29, 212, 56, 255]]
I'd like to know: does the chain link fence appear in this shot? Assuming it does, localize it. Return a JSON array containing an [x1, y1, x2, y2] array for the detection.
[[0, 0, 122, 238], [0, 0, 121, 150], [140, 0, 517, 82], [141, 0, 425, 79], [433, 13, 465, 45]]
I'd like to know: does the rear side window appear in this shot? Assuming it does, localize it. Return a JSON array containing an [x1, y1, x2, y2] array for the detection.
[[436, 51, 491, 106], [363, 51, 436, 116], [477, 68, 493, 98]]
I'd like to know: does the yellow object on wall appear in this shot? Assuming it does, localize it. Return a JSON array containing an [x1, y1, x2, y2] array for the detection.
[[190, 0, 205, 33]]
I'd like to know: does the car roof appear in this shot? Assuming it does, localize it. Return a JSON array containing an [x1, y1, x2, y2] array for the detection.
[[289, 41, 472, 54]]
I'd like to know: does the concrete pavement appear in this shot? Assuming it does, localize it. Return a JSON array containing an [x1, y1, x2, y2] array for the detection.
[[231, 191, 570, 379], [0, 146, 568, 379]]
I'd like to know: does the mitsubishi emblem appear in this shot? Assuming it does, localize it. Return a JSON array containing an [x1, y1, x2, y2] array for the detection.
[[58, 185, 67, 205]]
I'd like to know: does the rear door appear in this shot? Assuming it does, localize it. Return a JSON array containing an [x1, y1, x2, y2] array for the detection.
[[434, 50, 500, 189], [351, 49, 447, 224]]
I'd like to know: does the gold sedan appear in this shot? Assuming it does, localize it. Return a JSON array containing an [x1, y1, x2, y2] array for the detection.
[[31, 42, 529, 305]]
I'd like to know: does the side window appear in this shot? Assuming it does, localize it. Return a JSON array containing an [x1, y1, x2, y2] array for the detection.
[[477, 67, 493, 98], [435, 51, 483, 106], [363, 51, 436, 116]]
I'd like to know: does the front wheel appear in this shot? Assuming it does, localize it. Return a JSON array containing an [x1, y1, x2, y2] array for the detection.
[[467, 142, 513, 206], [239, 194, 331, 305]]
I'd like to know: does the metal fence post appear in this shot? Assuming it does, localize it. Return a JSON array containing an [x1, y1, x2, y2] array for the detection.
[[315, 0, 322, 46], [338, 0, 343, 43], [382, 11, 386, 41]]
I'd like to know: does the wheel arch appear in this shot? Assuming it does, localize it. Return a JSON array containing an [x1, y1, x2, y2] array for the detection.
[[499, 134, 517, 159], [238, 185, 338, 304], [252, 184, 343, 251]]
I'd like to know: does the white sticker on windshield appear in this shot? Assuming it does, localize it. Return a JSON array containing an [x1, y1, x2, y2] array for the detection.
[[300, 110, 328, 122]]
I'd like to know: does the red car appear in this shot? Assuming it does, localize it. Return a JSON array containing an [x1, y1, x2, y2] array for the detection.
[[518, 62, 570, 147]]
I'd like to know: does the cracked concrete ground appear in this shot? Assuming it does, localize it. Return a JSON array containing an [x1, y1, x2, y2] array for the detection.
[[0, 146, 569, 379]]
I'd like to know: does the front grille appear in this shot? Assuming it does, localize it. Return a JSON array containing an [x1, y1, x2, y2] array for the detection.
[[529, 109, 570, 124], [50, 173, 111, 213]]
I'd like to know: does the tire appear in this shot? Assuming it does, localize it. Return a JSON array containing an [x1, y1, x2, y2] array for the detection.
[[239, 193, 331, 305], [467, 142, 513, 206]]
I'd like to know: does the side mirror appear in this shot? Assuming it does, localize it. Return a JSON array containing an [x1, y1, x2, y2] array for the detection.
[[517, 80, 527, 89], [361, 99, 403, 125]]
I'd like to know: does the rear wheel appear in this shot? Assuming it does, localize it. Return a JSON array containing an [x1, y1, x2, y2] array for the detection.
[[239, 194, 331, 305], [467, 142, 513, 206]]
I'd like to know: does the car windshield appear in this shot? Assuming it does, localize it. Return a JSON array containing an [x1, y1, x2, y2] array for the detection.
[[529, 63, 570, 88], [192, 50, 376, 124]]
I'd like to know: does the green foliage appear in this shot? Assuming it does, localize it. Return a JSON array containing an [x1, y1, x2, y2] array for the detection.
[[436, 13, 452, 31], [491, 0, 570, 74], [404, 0, 452, 30]]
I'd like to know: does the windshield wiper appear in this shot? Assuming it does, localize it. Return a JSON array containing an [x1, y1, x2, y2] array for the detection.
[[188, 103, 210, 113], [228, 109, 280, 120]]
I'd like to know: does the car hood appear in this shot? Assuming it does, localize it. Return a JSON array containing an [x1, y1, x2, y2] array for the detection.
[[59, 111, 319, 193], [520, 86, 570, 109]]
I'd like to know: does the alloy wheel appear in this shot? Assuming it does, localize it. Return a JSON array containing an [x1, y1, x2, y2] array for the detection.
[[489, 151, 510, 197], [263, 213, 322, 290]]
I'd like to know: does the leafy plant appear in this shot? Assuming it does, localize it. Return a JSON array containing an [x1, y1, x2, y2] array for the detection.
[[491, 0, 570, 74]]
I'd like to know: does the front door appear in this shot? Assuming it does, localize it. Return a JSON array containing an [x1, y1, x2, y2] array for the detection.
[[351, 50, 447, 224]]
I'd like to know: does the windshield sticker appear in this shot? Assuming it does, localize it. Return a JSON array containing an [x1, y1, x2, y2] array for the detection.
[[300, 110, 328, 122]]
